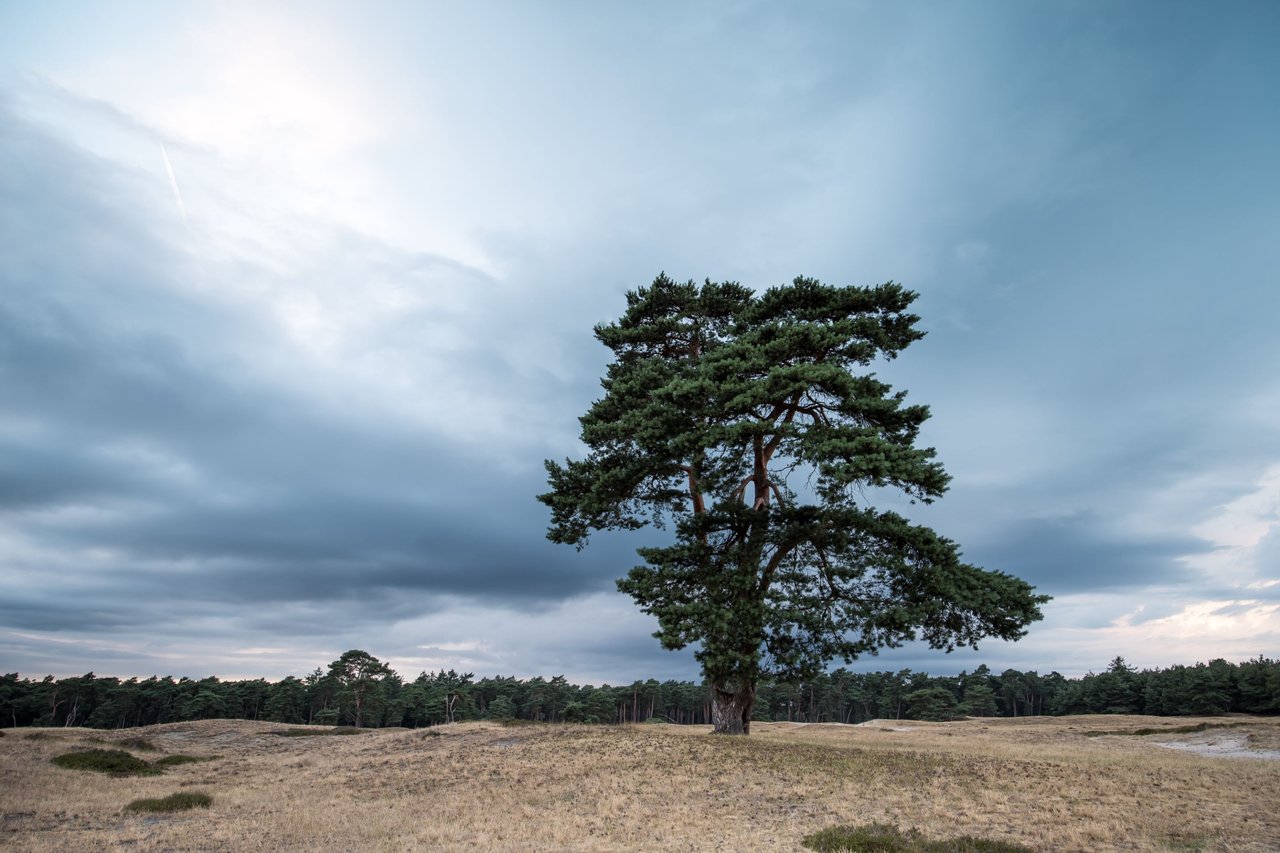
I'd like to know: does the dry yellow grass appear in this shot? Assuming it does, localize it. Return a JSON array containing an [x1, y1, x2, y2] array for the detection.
[[2, 715, 1278, 851]]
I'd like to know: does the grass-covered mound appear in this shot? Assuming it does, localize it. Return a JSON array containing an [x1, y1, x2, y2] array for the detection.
[[1084, 721, 1248, 738], [115, 736, 159, 751], [51, 749, 160, 776], [802, 823, 1033, 853], [271, 726, 368, 737], [125, 792, 213, 813], [153, 754, 215, 767]]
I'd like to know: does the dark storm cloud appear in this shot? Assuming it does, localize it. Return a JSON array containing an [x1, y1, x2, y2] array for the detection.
[[0, 597, 147, 633], [3, 1, 1280, 680], [0, 101, 620, 651], [967, 514, 1206, 595]]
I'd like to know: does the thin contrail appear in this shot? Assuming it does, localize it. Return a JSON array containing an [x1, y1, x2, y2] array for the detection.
[[160, 143, 188, 223]]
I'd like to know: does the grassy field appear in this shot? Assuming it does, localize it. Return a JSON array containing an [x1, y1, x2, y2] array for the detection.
[[2, 714, 1278, 851]]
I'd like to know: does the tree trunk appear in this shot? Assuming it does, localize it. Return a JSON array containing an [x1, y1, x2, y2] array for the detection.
[[710, 680, 755, 735]]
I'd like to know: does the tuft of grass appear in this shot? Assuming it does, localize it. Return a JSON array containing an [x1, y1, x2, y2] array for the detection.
[[124, 791, 213, 813], [51, 749, 160, 776], [153, 754, 215, 767], [802, 823, 1034, 853]]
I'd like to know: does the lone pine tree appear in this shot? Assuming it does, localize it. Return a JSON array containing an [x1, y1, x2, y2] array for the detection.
[[540, 274, 1047, 734]]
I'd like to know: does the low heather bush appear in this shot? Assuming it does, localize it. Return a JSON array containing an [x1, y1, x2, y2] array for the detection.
[[125, 792, 213, 813]]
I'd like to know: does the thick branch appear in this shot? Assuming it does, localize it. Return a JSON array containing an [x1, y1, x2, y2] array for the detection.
[[680, 465, 706, 515], [752, 434, 767, 511], [760, 540, 799, 594], [816, 547, 841, 602], [762, 392, 804, 466]]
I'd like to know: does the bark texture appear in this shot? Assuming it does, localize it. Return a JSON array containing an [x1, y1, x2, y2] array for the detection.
[[710, 680, 755, 735]]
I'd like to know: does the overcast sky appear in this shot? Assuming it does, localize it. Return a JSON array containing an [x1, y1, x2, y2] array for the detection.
[[2, 1, 1278, 684]]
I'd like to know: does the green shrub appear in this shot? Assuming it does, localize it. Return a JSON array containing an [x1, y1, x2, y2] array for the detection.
[[125, 792, 213, 813], [51, 749, 160, 776], [802, 823, 1033, 853], [804, 822, 906, 852]]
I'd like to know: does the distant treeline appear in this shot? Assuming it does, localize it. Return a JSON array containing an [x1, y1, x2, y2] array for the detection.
[[3, 653, 1278, 730]]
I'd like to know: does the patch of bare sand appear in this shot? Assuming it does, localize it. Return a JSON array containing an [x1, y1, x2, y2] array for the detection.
[[1155, 733, 1280, 760], [849, 715, 1280, 761]]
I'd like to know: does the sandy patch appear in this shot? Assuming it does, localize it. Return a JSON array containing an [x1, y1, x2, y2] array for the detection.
[[1156, 733, 1280, 761], [852, 718, 924, 732]]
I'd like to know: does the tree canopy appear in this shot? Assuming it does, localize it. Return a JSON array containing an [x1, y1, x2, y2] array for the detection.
[[541, 274, 1049, 733]]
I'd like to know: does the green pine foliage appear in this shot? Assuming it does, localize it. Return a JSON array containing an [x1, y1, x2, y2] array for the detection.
[[5, 655, 1279, 732], [541, 274, 1048, 731], [326, 650, 394, 728]]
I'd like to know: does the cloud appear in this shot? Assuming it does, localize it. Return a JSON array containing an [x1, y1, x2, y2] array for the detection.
[[2, 4, 1279, 684], [0, 93, 630, 665], [1186, 465, 1280, 583], [964, 513, 1206, 595], [1096, 599, 1280, 665]]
